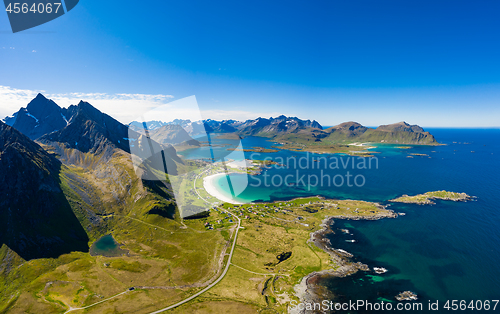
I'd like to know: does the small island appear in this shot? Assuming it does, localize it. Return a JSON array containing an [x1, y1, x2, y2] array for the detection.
[[390, 190, 472, 205], [229, 147, 279, 153]]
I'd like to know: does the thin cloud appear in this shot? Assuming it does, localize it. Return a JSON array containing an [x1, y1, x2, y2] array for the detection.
[[0, 86, 281, 124], [0, 85, 175, 123], [0, 85, 44, 118]]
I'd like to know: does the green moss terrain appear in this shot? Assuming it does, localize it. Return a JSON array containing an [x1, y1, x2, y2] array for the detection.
[[390, 190, 472, 204], [356, 128, 437, 145], [199, 197, 395, 313]]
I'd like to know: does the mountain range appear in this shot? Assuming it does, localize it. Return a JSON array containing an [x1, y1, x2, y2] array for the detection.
[[1, 94, 181, 262], [129, 115, 322, 138], [131, 116, 437, 146], [280, 120, 438, 145]]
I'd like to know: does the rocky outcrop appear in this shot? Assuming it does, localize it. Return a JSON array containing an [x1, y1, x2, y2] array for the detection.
[[396, 291, 418, 301], [150, 124, 200, 146]]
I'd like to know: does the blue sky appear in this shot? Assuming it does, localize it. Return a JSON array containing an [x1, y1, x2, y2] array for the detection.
[[1, 0, 499, 126]]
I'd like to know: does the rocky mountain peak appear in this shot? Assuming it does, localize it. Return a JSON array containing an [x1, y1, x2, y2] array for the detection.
[[26, 93, 61, 119], [39, 100, 133, 155], [3, 93, 68, 140]]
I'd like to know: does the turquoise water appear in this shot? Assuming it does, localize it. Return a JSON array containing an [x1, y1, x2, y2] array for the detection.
[[179, 134, 278, 161], [185, 130, 500, 310], [89, 234, 127, 257]]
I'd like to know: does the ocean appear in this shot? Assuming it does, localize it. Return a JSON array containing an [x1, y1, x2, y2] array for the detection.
[[180, 129, 500, 311]]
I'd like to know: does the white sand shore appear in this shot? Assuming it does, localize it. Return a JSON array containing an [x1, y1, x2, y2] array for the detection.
[[349, 142, 376, 149], [203, 173, 244, 204], [226, 159, 255, 169]]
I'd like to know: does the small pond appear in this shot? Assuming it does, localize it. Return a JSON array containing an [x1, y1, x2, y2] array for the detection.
[[89, 234, 127, 257]]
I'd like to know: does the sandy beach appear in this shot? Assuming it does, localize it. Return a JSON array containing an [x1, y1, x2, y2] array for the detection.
[[203, 173, 244, 204]]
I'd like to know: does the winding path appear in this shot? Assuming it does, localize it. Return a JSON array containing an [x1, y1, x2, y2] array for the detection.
[[64, 164, 242, 313], [148, 213, 241, 313], [63, 291, 130, 314], [146, 165, 243, 312]]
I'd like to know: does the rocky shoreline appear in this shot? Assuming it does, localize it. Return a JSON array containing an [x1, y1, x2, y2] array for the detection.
[[292, 210, 397, 314]]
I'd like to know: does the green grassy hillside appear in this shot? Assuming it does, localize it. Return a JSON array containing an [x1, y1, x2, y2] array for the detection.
[[358, 128, 438, 144], [0, 142, 231, 313]]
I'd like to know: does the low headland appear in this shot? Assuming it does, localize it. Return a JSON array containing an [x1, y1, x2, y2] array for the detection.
[[390, 190, 473, 205], [290, 207, 397, 313]]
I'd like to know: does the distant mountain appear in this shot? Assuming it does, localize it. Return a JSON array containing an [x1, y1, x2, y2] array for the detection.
[[168, 119, 193, 128], [129, 120, 168, 132], [150, 124, 200, 146], [236, 115, 322, 137], [203, 119, 238, 133], [273, 121, 438, 145], [357, 121, 437, 144], [2, 93, 69, 140], [129, 119, 206, 136], [0, 121, 89, 260], [121, 116, 437, 148], [129, 115, 322, 139], [317, 121, 437, 145]]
